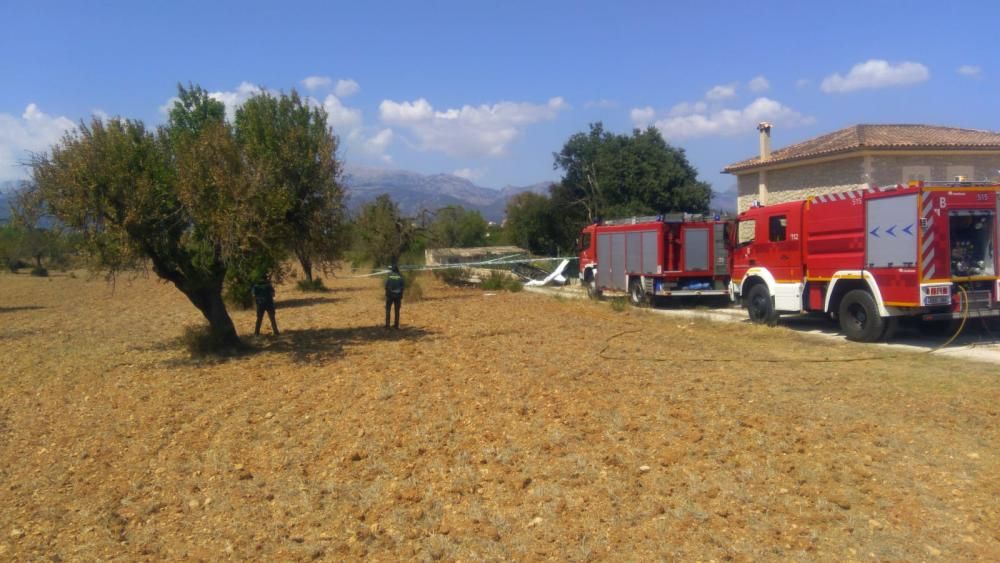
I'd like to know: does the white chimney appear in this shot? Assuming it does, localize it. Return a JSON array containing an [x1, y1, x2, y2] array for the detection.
[[757, 122, 772, 161]]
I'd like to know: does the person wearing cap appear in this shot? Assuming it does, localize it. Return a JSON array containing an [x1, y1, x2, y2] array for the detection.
[[384, 264, 405, 329], [252, 274, 279, 336]]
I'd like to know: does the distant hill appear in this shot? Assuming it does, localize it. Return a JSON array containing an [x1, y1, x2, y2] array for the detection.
[[711, 185, 738, 213], [343, 165, 553, 222]]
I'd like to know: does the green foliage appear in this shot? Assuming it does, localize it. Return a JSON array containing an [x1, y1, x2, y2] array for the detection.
[[433, 268, 469, 286], [540, 122, 713, 251], [355, 194, 412, 267], [609, 297, 627, 312], [401, 270, 424, 302], [29, 83, 272, 346], [428, 205, 487, 248], [4, 184, 81, 272], [0, 224, 25, 271], [234, 90, 347, 282], [296, 277, 328, 292], [480, 270, 507, 290], [480, 270, 524, 292], [504, 192, 562, 256]]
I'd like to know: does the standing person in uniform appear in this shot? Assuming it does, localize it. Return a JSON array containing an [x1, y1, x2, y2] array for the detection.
[[252, 274, 279, 336], [384, 264, 405, 329]]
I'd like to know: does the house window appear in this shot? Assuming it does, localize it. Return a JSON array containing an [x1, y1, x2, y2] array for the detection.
[[769, 215, 787, 242]]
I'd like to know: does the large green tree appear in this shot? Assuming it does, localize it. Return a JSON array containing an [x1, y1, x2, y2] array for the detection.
[[543, 122, 712, 251], [503, 192, 562, 256], [355, 194, 413, 267], [29, 84, 289, 347], [428, 205, 487, 248], [235, 90, 346, 282], [552, 122, 711, 221]]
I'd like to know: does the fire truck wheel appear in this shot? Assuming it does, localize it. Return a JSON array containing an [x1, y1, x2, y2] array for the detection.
[[629, 279, 649, 307], [586, 279, 601, 300], [838, 289, 886, 342], [746, 284, 777, 326]]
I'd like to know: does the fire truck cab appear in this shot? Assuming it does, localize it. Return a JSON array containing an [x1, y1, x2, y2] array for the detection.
[[731, 182, 1000, 341]]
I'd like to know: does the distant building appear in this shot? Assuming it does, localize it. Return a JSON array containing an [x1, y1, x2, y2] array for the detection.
[[724, 123, 1000, 212]]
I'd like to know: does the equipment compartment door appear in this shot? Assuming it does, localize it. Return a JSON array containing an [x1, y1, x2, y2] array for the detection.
[[683, 228, 709, 271], [866, 194, 918, 268]]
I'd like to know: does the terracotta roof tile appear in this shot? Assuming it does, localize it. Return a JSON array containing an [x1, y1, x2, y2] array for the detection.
[[723, 124, 1000, 173]]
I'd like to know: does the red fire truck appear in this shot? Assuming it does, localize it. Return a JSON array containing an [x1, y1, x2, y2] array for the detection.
[[577, 213, 733, 304], [731, 181, 1000, 341]]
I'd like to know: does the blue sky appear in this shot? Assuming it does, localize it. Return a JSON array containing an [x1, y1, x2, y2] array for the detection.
[[2, 0, 998, 196]]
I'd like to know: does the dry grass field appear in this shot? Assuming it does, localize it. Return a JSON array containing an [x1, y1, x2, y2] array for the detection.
[[1, 270, 998, 561]]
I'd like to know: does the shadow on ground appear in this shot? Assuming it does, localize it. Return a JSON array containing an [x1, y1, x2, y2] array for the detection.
[[778, 313, 1000, 350], [0, 305, 46, 314], [277, 296, 340, 309], [247, 325, 434, 364]]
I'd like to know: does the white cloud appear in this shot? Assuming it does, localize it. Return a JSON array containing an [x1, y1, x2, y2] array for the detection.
[[302, 75, 332, 91], [633, 97, 814, 140], [452, 168, 484, 181], [630, 106, 656, 126], [705, 84, 737, 101], [668, 101, 708, 117], [319, 94, 362, 133], [208, 82, 264, 120], [362, 128, 394, 162], [795, 78, 811, 89], [957, 65, 982, 78], [585, 99, 619, 109], [379, 96, 566, 157], [820, 59, 930, 93], [334, 79, 360, 98], [0, 104, 76, 182], [748, 75, 770, 93]]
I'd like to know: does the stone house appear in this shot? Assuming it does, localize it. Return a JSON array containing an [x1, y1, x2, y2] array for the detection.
[[724, 123, 1000, 213]]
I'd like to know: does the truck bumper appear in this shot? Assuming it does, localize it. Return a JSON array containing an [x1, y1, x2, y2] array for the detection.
[[921, 309, 1000, 321]]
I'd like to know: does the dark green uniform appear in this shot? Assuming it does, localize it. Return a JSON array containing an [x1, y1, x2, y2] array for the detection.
[[252, 278, 279, 336], [384, 267, 404, 329]]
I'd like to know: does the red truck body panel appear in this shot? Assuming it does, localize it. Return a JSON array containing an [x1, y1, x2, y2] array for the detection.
[[579, 215, 732, 296], [733, 182, 1000, 318]]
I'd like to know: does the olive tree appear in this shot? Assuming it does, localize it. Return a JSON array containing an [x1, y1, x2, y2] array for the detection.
[[235, 90, 347, 283], [29, 85, 290, 347]]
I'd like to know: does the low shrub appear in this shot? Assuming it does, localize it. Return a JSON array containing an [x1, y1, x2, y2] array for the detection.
[[480, 270, 507, 290], [434, 268, 468, 286], [180, 325, 240, 358], [402, 270, 424, 302], [7, 258, 28, 273], [30, 266, 49, 277], [296, 278, 328, 292], [224, 281, 254, 310], [481, 270, 523, 292], [609, 297, 627, 312]]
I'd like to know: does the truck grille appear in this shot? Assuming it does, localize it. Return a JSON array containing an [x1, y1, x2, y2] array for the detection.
[[962, 290, 993, 310]]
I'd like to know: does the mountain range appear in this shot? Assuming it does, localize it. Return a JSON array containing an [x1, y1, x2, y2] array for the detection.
[[1, 171, 736, 225], [342, 166, 553, 222]]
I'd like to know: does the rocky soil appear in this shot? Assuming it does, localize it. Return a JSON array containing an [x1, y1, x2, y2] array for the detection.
[[1, 271, 997, 560]]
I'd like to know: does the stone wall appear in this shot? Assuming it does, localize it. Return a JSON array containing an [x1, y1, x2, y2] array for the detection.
[[869, 154, 1000, 186], [735, 157, 864, 212], [734, 153, 1000, 213]]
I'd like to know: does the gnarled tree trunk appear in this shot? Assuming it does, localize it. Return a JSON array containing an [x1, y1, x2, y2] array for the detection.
[[183, 283, 241, 349]]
